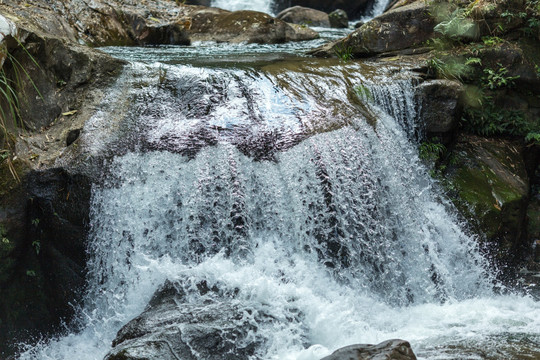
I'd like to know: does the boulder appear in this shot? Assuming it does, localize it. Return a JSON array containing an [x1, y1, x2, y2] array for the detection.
[[276, 6, 331, 28], [309, 1, 435, 58], [273, 0, 372, 19], [189, 9, 319, 43], [0, 2, 125, 356], [416, 79, 463, 143], [445, 135, 530, 267], [328, 9, 349, 29], [321, 340, 417, 360], [105, 280, 280, 360]]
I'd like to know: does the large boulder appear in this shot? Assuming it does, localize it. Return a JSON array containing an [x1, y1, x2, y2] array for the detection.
[[276, 6, 331, 28], [105, 280, 280, 360], [321, 340, 417, 360], [444, 135, 530, 267], [273, 0, 372, 19], [416, 79, 463, 143], [328, 9, 349, 29], [0, 2, 124, 356], [310, 1, 435, 57], [189, 9, 319, 43]]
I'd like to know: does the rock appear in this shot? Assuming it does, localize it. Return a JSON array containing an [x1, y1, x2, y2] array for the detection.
[[273, 0, 372, 19], [0, 167, 93, 357], [105, 280, 283, 360], [354, 21, 364, 29], [0, 2, 125, 355], [309, 1, 435, 58], [321, 339, 417, 360], [445, 135, 530, 268], [416, 79, 463, 143], [328, 9, 349, 29], [276, 6, 330, 27], [189, 9, 319, 43]]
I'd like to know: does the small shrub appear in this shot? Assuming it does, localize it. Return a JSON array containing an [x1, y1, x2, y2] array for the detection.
[[482, 64, 520, 89], [419, 139, 446, 162], [334, 44, 353, 61]]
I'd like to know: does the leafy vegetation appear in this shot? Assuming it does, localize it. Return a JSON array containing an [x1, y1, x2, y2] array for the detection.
[[426, 0, 540, 142], [419, 139, 446, 162], [0, 40, 42, 181], [334, 43, 353, 61]]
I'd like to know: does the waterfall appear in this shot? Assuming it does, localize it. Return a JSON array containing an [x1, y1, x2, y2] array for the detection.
[[211, 0, 274, 14], [18, 50, 540, 360]]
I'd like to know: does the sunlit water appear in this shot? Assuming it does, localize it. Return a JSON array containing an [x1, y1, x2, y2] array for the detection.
[[17, 41, 540, 360], [212, 0, 274, 15]]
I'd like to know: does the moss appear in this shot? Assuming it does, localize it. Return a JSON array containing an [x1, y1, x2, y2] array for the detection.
[[453, 165, 523, 238]]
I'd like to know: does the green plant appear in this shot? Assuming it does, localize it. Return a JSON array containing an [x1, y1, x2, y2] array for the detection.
[[419, 139, 446, 162], [32, 240, 40, 255], [427, 56, 474, 81], [433, 6, 479, 40], [355, 84, 373, 100], [525, 132, 540, 143], [0, 224, 8, 244], [481, 36, 504, 46], [482, 64, 520, 89], [462, 101, 528, 136], [334, 44, 353, 61], [1, 40, 42, 181]]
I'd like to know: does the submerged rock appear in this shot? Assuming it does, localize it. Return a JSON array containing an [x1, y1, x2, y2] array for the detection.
[[105, 280, 282, 360], [321, 339, 417, 360], [276, 6, 331, 28]]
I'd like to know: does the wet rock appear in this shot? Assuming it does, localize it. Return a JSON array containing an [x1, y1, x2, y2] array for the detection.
[[189, 9, 319, 43], [0, 166, 93, 356], [354, 21, 365, 29], [328, 9, 349, 29], [445, 135, 530, 267], [105, 280, 280, 360], [310, 1, 435, 58], [276, 6, 331, 28], [273, 0, 372, 19], [416, 79, 463, 143], [321, 339, 417, 360]]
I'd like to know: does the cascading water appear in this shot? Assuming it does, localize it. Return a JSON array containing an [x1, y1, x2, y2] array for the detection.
[[18, 42, 540, 360], [211, 0, 274, 14]]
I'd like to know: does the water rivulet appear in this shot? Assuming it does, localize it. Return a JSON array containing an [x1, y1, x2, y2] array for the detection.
[[19, 45, 540, 359]]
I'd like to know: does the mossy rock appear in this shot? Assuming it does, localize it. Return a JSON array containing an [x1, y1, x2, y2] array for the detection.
[[445, 135, 529, 261]]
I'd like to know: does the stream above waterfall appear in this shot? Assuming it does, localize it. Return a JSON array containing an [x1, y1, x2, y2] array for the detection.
[[17, 34, 540, 360]]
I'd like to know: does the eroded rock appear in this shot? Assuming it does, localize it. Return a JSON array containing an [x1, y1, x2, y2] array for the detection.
[[276, 6, 331, 28], [310, 1, 435, 57], [328, 9, 349, 29], [189, 9, 319, 43], [321, 339, 417, 360], [105, 280, 284, 360]]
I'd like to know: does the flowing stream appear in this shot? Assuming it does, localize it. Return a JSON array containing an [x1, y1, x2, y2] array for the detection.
[[18, 34, 540, 360], [210, 0, 392, 18]]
